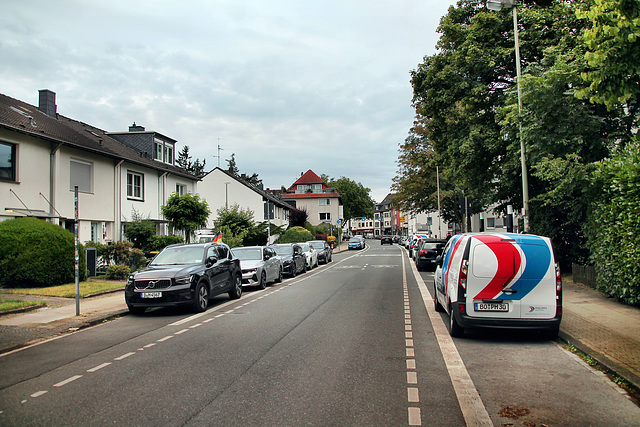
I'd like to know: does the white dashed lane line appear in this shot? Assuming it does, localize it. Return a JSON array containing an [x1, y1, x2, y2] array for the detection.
[[54, 375, 83, 387]]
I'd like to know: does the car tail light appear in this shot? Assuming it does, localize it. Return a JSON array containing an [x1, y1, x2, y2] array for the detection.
[[459, 259, 468, 290]]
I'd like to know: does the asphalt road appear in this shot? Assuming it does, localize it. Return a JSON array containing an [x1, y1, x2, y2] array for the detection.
[[0, 241, 638, 426]]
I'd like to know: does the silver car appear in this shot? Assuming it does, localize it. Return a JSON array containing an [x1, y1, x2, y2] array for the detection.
[[231, 246, 283, 289], [299, 242, 319, 269]]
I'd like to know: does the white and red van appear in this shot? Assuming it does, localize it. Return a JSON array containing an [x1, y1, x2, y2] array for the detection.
[[433, 233, 562, 338]]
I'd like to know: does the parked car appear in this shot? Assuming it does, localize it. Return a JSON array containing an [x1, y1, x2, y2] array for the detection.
[[308, 240, 333, 264], [271, 243, 307, 277], [299, 242, 319, 269], [433, 233, 562, 338], [348, 236, 366, 250], [415, 239, 446, 271], [231, 246, 283, 289], [125, 242, 242, 314], [380, 235, 393, 245]]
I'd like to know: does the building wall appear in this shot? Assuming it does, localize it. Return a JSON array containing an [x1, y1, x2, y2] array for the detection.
[[292, 195, 341, 226]]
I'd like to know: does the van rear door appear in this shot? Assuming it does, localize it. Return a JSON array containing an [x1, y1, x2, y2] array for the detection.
[[465, 234, 556, 320]]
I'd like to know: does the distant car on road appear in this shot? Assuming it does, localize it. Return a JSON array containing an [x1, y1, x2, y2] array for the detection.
[[231, 246, 283, 289], [308, 240, 333, 264], [271, 243, 307, 277], [380, 235, 393, 245], [125, 242, 242, 314], [415, 239, 446, 271], [348, 236, 366, 250]]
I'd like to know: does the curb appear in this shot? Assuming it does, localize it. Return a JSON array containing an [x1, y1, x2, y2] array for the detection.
[[558, 330, 640, 400]]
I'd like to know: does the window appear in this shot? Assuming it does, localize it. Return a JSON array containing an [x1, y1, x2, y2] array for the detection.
[[486, 217, 495, 228], [176, 183, 187, 196], [319, 198, 331, 206], [70, 159, 93, 192], [154, 138, 174, 165], [320, 212, 331, 221], [127, 171, 144, 200], [0, 141, 16, 181]]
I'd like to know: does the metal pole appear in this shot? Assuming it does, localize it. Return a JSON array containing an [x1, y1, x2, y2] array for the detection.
[[74, 186, 80, 316], [437, 166, 442, 238], [513, 5, 529, 232]]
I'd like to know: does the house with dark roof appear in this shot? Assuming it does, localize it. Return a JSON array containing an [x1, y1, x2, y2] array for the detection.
[[0, 90, 199, 243], [198, 167, 291, 243], [281, 170, 342, 226]]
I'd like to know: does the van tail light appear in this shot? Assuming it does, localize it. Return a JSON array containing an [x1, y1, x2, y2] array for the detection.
[[459, 260, 468, 290], [555, 263, 562, 292]]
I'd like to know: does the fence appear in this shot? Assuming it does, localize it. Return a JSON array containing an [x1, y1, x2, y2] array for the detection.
[[572, 263, 597, 288]]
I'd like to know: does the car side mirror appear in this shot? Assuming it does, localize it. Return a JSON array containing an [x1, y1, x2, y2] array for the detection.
[[206, 255, 217, 267], [264, 253, 270, 260], [435, 255, 443, 266]]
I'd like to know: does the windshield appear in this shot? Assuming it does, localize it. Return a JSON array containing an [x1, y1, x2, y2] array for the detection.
[[349, 238, 361, 243], [308, 242, 324, 250], [232, 248, 262, 260], [272, 245, 293, 256], [150, 246, 204, 265], [299, 243, 310, 252]]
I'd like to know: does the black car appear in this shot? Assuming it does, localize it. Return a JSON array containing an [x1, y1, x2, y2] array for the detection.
[[415, 239, 447, 271], [381, 235, 393, 245], [308, 240, 333, 264], [270, 243, 307, 277], [125, 243, 242, 314]]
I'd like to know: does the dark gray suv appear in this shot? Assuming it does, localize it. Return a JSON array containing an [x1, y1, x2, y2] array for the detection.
[[125, 242, 242, 314]]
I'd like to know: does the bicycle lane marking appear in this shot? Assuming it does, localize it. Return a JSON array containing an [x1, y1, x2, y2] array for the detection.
[[408, 254, 493, 427]]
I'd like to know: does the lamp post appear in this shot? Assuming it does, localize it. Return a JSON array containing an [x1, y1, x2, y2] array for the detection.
[[487, 0, 530, 232]]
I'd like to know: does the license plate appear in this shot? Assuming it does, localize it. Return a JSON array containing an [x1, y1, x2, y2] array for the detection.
[[474, 302, 509, 312], [141, 292, 162, 298]]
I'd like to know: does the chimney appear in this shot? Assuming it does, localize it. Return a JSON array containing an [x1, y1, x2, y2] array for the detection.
[[38, 89, 57, 117], [129, 122, 145, 132]]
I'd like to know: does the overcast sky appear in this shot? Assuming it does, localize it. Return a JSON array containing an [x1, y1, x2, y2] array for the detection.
[[1, 0, 456, 203]]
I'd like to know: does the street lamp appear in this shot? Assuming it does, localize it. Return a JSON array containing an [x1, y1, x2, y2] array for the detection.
[[487, 0, 530, 232]]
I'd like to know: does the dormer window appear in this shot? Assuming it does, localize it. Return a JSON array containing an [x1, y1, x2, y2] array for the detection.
[[154, 138, 174, 165]]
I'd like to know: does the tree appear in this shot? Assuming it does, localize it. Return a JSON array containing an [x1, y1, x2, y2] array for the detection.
[[226, 153, 262, 186], [176, 146, 207, 177], [214, 204, 254, 236], [123, 208, 156, 250], [322, 176, 374, 222], [161, 193, 210, 243], [577, 0, 640, 133], [289, 208, 309, 228]]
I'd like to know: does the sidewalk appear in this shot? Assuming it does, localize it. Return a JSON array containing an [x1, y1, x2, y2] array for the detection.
[[1, 264, 639, 398]]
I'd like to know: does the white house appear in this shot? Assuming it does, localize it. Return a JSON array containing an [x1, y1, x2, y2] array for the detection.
[[198, 167, 291, 243], [0, 90, 199, 244]]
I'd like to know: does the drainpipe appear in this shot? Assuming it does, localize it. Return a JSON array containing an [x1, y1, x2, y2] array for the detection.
[[50, 143, 61, 225], [115, 160, 124, 241], [160, 172, 168, 235]]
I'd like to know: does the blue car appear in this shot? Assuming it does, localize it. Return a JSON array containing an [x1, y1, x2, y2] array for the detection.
[[348, 236, 366, 250]]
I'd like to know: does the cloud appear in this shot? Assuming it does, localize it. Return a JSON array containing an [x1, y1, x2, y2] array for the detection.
[[0, 0, 456, 202]]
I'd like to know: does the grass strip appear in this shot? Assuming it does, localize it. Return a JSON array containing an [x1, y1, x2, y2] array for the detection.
[[1, 278, 125, 298], [0, 299, 46, 312]]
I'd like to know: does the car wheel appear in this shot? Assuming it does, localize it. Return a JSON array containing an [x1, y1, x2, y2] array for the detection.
[[258, 271, 267, 290], [302, 261, 307, 273], [275, 267, 283, 283], [193, 281, 209, 313], [127, 305, 146, 315], [448, 306, 464, 337], [290, 263, 297, 277], [228, 274, 242, 300]]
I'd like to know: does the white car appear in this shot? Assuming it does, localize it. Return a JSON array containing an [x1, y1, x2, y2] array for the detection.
[[299, 242, 319, 269], [433, 233, 562, 338], [231, 246, 283, 289]]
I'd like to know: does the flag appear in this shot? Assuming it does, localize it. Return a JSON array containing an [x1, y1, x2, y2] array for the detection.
[[212, 231, 222, 243]]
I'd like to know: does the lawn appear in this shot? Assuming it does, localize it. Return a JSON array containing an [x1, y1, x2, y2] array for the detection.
[[1, 277, 125, 298], [0, 299, 45, 312]]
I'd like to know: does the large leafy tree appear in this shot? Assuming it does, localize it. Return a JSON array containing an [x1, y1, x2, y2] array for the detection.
[[161, 193, 210, 243], [322, 175, 375, 222]]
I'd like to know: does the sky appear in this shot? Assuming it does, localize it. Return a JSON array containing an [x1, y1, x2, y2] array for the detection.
[[1, 0, 457, 203]]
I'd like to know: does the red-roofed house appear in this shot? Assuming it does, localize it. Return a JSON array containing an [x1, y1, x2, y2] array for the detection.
[[281, 170, 343, 226]]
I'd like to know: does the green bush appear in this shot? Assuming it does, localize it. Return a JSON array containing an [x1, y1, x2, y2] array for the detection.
[[275, 226, 314, 243], [105, 264, 131, 280], [0, 217, 86, 288], [586, 140, 640, 306]]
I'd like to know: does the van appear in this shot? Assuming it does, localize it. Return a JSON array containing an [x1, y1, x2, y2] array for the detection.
[[433, 233, 562, 338]]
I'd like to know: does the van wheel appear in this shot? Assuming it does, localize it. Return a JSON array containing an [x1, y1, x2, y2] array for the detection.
[[448, 306, 464, 337]]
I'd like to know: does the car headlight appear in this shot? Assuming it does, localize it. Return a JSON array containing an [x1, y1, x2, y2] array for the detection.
[[175, 275, 194, 285], [126, 275, 135, 286]]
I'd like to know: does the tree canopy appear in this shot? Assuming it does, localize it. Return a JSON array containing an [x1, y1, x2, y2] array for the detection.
[[161, 193, 210, 243], [322, 175, 375, 222]]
